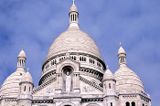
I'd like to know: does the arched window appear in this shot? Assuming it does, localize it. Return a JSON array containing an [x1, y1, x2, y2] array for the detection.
[[73, 14, 75, 21], [110, 102, 113, 106], [29, 87, 31, 92], [75, 14, 76, 21], [126, 102, 130, 106], [109, 83, 111, 89], [71, 14, 73, 21], [24, 86, 26, 91], [142, 104, 144, 106], [132, 102, 135, 106], [89, 58, 95, 64], [104, 84, 106, 89], [80, 56, 86, 62], [75, 14, 77, 21], [122, 57, 125, 62]]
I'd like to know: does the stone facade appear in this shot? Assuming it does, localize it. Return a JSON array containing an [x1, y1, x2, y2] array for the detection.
[[0, 1, 151, 106]]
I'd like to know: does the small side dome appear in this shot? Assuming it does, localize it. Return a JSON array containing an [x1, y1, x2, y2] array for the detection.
[[103, 67, 114, 81], [21, 72, 33, 83], [18, 49, 26, 58], [118, 46, 126, 54], [114, 65, 144, 94], [0, 71, 25, 97]]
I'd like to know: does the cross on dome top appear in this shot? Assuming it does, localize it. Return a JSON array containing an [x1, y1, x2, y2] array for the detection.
[[120, 42, 122, 46]]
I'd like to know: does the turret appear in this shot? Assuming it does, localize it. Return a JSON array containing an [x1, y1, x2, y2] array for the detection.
[[118, 45, 127, 66], [18, 72, 33, 106], [103, 66, 117, 106], [0, 49, 27, 106], [115, 45, 151, 106], [68, 0, 79, 29], [17, 49, 26, 69], [103, 67, 116, 95]]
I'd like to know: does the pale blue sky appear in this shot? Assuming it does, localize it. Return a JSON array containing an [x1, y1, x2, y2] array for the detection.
[[0, 0, 159, 105]]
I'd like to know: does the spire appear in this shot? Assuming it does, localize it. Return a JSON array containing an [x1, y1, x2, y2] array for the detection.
[[103, 65, 113, 81], [21, 72, 33, 83], [17, 49, 26, 69], [118, 44, 127, 66], [72, 0, 75, 5], [18, 49, 26, 58], [69, 0, 79, 29]]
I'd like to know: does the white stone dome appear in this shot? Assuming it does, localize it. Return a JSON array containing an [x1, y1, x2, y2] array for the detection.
[[114, 65, 144, 94], [21, 72, 33, 83], [47, 28, 101, 59], [103, 68, 114, 80], [0, 68, 25, 98]]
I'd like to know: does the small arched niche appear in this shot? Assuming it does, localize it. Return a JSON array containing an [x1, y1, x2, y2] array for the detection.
[[62, 66, 74, 92], [62, 66, 73, 76]]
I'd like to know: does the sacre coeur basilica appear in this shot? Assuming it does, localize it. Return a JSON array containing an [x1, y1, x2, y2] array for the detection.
[[0, 1, 151, 106]]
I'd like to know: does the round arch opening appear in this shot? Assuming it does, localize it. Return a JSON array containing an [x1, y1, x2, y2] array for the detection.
[[60, 102, 75, 106], [62, 66, 73, 76]]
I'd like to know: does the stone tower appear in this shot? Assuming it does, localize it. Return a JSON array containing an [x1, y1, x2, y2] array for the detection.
[[103, 67, 118, 106], [18, 72, 33, 106]]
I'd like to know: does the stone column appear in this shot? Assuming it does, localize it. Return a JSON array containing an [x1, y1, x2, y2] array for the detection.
[[55, 73, 63, 93], [73, 72, 80, 93]]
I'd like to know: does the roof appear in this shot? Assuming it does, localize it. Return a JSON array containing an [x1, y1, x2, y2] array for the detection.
[[0, 68, 25, 98], [114, 65, 144, 93], [18, 49, 26, 58], [46, 1, 101, 60], [70, 1, 78, 12], [47, 28, 101, 60], [103, 68, 114, 80], [118, 46, 126, 54], [21, 72, 33, 83]]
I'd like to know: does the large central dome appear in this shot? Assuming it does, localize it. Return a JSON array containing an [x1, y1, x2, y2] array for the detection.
[[47, 28, 101, 60], [40, 2, 105, 85], [46, 2, 101, 60]]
